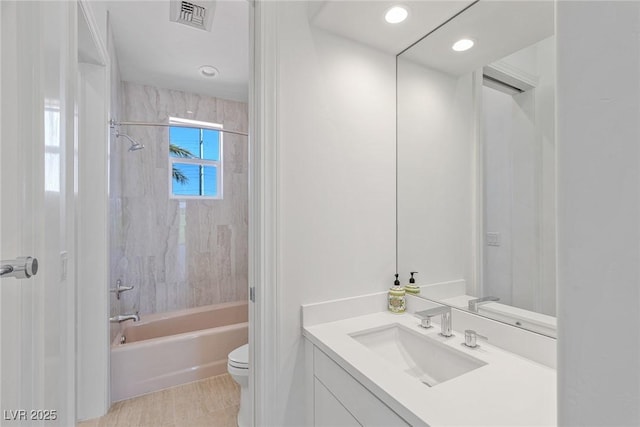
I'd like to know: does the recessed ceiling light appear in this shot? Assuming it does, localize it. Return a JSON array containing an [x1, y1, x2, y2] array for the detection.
[[199, 65, 219, 78], [385, 6, 408, 24], [452, 39, 475, 52]]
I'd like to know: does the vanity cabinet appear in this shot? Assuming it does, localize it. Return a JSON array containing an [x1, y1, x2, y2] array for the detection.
[[314, 378, 360, 426], [310, 345, 410, 427], [303, 306, 556, 426]]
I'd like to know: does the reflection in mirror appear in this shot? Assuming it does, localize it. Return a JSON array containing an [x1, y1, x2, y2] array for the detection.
[[397, 1, 556, 337]]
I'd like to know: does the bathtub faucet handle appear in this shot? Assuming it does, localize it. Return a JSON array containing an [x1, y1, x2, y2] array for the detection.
[[110, 279, 134, 300], [110, 313, 140, 323]]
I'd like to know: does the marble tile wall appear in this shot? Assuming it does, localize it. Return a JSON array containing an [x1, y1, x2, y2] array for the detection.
[[110, 82, 248, 316]]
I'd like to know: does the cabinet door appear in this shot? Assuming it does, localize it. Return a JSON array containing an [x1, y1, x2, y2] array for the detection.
[[314, 378, 361, 426], [314, 347, 410, 426]]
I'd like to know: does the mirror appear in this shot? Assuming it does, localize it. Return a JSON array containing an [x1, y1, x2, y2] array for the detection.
[[397, 1, 556, 337]]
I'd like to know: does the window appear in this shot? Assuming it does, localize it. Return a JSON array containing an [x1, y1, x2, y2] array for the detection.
[[169, 117, 222, 199]]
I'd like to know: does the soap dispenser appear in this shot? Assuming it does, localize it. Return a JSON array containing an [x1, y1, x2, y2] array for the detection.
[[405, 272, 420, 295], [388, 274, 406, 314]]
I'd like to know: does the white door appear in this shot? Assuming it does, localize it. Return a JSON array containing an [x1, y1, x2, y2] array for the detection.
[[1, 1, 76, 425]]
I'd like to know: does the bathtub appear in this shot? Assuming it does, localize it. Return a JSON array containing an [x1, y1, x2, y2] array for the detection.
[[111, 301, 248, 402]]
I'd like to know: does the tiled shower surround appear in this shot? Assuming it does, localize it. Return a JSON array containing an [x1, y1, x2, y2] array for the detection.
[[110, 82, 248, 317]]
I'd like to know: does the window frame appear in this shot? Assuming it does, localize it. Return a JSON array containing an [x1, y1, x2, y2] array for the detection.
[[168, 117, 224, 200]]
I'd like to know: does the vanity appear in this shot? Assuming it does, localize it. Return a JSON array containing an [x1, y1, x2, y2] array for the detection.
[[302, 1, 558, 425], [302, 294, 556, 426]]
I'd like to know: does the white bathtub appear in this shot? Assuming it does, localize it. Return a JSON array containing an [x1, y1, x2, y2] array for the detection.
[[111, 301, 248, 402]]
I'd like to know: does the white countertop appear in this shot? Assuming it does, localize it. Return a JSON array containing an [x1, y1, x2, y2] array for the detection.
[[303, 311, 556, 426]]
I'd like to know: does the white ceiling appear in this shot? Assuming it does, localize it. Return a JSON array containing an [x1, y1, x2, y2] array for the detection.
[[401, 0, 554, 76], [105, 1, 551, 103], [311, 1, 475, 55], [107, 0, 249, 102]]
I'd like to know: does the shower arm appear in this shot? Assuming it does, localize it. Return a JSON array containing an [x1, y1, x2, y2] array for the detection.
[[116, 132, 138, 145], [109, 119, 248, 137]]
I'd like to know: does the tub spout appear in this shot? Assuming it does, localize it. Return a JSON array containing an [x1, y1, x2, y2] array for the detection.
[[110, 313, 140, 323]]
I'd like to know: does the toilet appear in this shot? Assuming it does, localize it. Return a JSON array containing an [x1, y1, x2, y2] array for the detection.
[[227, 344, 249, 427]]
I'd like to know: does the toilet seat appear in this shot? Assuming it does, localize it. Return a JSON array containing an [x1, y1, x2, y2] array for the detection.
[[228, 344, 249, 369]]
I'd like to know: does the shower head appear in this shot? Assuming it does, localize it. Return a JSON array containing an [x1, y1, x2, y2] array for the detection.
[[115, 131, 144, 152], [128, 141, 145, 152]]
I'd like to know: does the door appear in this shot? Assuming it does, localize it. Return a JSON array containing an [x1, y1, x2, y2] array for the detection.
[[1, 1, 76, 425]]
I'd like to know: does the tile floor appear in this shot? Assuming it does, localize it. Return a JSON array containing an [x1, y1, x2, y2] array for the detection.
[[78, 374, 239, 427]]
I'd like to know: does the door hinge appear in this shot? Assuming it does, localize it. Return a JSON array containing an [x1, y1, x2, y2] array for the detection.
[[250, 286, 255, 302]]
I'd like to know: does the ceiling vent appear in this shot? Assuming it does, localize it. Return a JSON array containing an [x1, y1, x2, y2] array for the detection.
[[170, 0, 215, 32]]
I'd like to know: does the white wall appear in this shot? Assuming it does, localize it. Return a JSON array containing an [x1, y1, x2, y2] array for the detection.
[[396, 59, 476, 292], [557, 2, 640, 425], [536, 37, 556, 317], [86, 0, 108, 46], [482, 85, 519, 306], [76, 1, 111, 420], [76, 61, 110, 421], [484, 84, 540, 310], [274, 2, 396, 424], [482, 35, 556, 316]]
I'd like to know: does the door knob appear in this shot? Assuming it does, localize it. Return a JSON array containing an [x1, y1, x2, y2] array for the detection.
[[0, 256, 38, 279]]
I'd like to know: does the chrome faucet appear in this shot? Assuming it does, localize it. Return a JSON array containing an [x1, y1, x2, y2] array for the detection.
[[110, 279, 134, 300], [464, 329, 488, 348], [414, 306, 453, 337], [109, 313, 140, 323], [468, 296, 500, 312]]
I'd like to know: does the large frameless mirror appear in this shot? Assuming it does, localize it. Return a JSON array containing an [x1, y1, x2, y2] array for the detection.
[[397, 1, 556, 337]]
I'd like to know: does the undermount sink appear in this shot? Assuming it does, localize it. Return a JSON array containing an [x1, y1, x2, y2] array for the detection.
[[350, 323, 487, 387]]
